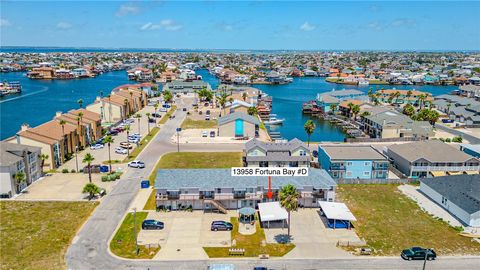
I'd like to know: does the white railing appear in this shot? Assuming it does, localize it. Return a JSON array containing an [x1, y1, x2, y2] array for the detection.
[[179, 194, 200, 200], [214, 193, 234, 200], [411, 165, 479, 172], [245, 192, 263, 200]]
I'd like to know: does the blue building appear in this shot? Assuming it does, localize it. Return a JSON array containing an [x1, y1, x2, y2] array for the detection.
[[316, 89, 367, 113], [318, 145, 390, 179]]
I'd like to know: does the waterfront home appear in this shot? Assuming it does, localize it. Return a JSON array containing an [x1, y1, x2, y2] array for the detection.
[[318, 145, 389, 179], [434, 94, 480, 126], [225, 99, 253, 115], [243, 138, 310, 167], [71, 68, 89, 78], [386, 140, 480, 178], [154, 168, 337, 211], [55, 68, 74, 79], [0, 142, 42, 198], [459, 144, 480, 158], [218, 112, 259, 138], [27, 67, 55, 79], [361, 110, 433, 139], [56, 109, 103, 145], [87, 94, 128, 123], [113, 87, 147, 115], [458, 85, 480, 99], [375, 89, 433, 105], [163, 80, 212, 94], [127, 67, 153, 82], [8, 121, 79, 169], [420, 175, 480, 227], [316, 89, 367, 113]]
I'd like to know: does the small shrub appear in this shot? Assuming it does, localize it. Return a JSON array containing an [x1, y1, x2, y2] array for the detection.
[[101, 176, 108, 182], [452, 136, 463, 143], [453, 226, 464, 232], [70, 169, 76, 173], [439, 138, 445, 142], [62, 169, 69, 173], [445, 138, 451, 143]]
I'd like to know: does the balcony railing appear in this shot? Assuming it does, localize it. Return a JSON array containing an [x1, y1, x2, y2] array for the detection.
[[214, 193, 234, 200], [179, 194, 200, 200], [411, 165, 479, 172], [301, 191, 313, 198], [245, 192, 263, 200]]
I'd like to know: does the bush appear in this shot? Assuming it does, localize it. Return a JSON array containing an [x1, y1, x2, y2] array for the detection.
[[452, 136, 463, 143], [70, 169, 76, 173], [445, 138, 451, 143], [439, 138, 445, 142], [62, 169, 69, 173]]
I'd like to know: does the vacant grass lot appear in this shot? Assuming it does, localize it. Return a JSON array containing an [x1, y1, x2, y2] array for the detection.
[[0, 201, 98, 270], [181, 117, 217, 129], [337, 184, 480, 256], [124, 127, 160, 163], [110, 212, 160, 259], [204, 217, 295, 257], [143, 152, 242, 210]]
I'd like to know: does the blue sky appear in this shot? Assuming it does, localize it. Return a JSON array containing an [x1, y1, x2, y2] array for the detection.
[[1, 1, 479, 50]]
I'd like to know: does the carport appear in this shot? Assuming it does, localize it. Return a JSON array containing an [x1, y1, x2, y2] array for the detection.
[[258, 201, 288, 228], [318, 201, 357, 229]]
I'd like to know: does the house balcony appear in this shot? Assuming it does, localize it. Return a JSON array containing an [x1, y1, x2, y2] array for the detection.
[[156, 194, 169, 200], [179, 194, 200, 200], [411, 165, 479, 172], [245, 192, 263, 200], [301, 191, 313, 198], [330, 166, 346, 170], [214, 193, 234, 200]]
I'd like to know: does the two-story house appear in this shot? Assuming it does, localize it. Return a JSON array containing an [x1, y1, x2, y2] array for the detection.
[[244, 138, 310, 167], [318, 145, 389, 179]]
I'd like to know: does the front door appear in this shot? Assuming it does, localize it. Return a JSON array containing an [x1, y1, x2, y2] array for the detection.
[[235, 119, 244, 137]]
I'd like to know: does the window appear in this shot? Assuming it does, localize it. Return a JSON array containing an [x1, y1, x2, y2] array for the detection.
[[364, 161, 371, 166], [299, 150, 307, 156], [347, 162, 353, 166], [441, 196, 448, 205], [364, 171, 370, 176], [346, 171, 352, 177]]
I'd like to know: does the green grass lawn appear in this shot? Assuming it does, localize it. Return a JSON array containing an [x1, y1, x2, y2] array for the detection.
[[110, 212, 160, 259], [124, 127, 160, 163], [0, 201, 98, 270], [143, 152, 243, 210], [181, 117, 217, 129], [158, 105, 177, 124], [337, 184, 480, 256], [203, 217, 295, 257]]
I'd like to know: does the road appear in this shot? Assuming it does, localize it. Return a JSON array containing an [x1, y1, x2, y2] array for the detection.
[[66, 98, 480, 270]]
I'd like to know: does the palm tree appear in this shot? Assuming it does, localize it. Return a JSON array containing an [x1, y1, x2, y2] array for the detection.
[[367, 88, 373, 102], [82, 183, 100, 200], [330, 103, 337, 114], [146, 113, 151, 133], [14, 171, 26, 193], [103, 135, 114, 173], [304, 120, 316, 146], [77, 99, 84, 108], [247, 106, 258, 116], [124, 99, 129, 118], [135, 113, 141, 134], [418, 94, 426, 110], [78, 112, 84, 146], [406, 90, 412, 104], [218, 90, 228, 115], [347, 102, 354, 117], [59, 119, 67, 152], [124, 124, 131, 157], [278, 184, 300, 239], [82, 153, 95, 183], [39, 154, 49, 172], [242, 92, 248, 101], [351, 105, 360, 120], [446, 103, 452, 114]]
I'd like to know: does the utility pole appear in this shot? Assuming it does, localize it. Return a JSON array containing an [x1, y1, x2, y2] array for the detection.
[[133, 208, 138, 255], [75, 146, 79, 172], [176, 128, 181, 152], [422, 248, 429, 270]]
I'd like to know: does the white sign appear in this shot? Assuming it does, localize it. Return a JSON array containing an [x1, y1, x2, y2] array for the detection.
[[231, 167, 308, 177]]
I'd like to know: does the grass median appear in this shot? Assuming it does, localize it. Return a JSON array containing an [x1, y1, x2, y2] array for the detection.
[[180, 117, 217, 129], [0, 201, 98, 270], [110, 211, 160, 259], [337, 184, 480, 256], [123, 127, 160, 163], [143, 152, 242, 210], [203, 217, 295, 257], [158, 105, 177, 125]]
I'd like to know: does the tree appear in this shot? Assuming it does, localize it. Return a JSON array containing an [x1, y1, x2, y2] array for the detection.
[[14, 171, 26, 192], [330, 103, 337, 114], [304, 120, 316, 146], [418, 94, 426, 110], [59, 119, 66, 151], [103, 135, 114, 173], [351, 105, 360, 120], [347, 102, 354, 117], [77, 112, 84, 146], [163, 90, 173, 103], [146, 112, 151, 133], [218, 89, 229, 115], [124, 124, 131, 157], [124, 99, 129, 118], [360, 111, 370, 117], [82, 153, 95, 183], [278, 184, 300, 239], [135, 113, 141, 134], [153, 103, 159, 116], [403, 104, 416, 116], [406, 90, 413, 104], [39, 154, 49, 172], [242, 92, 248, 101], [247, 106, 258, 116], [367, 88, 374, 102], [83, 183, 100, 200], [77, 99, 84, 108]]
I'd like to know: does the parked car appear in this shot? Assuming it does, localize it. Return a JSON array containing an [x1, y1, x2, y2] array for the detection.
[[401, 247, 436, 261], [128, 160, 145, 168], [211, 221, 233, 231], [210, 131, 216, 138], [90, 144, 104, 150], [205, 115, 210, 120], [151, 113, 162, 118], [115, 147, 127, 154], [312, 150, 318, 158], [114, 126, 124, 132], [108, 130, 119, 136], [124, 119, 135, 124], [202, 131, 208, 137], [142, 219, 164, 230], [206, 110, 211, 115], [128, 137, 140, 143], [119, 142, 133, 149], [148, 118, 156, 123], [160, 108, 167, 112], [182, 108, 187, 111]]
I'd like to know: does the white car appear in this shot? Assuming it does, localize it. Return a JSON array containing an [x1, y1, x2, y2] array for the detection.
[[202, 131, 208, 137], [115, 147, 127, 154], [160, 108, 167, 112], [128, 160, 145, 168], [90, 144, 104, 150]]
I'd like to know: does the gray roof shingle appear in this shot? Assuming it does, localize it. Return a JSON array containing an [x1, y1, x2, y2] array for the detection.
[[218, 112, 260, 126]]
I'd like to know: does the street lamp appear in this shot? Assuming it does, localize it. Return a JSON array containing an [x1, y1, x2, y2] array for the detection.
[[423, 248, 431, 270], [176, 128, 181, 152], [75, 146, 79, 172], [133, 207, 139, 255]]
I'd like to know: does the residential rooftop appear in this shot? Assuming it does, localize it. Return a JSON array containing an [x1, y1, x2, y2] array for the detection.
[[218, 112, 260, 126], [388, 140, 478, 163], [320, 145, 387, 161]]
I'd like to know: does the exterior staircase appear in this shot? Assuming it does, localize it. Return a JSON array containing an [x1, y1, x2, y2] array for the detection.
[[205, 199, 227, 214]]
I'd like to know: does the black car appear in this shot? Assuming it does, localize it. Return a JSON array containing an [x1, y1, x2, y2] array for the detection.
[[401, 247, 436, 261], [211, 221, 233, 231], [151, 113, 161, 118], [148, 118, 156, 123], [182, 108, 187, 111], [108, 130, 119, 136], [142, 219, 164, 230]]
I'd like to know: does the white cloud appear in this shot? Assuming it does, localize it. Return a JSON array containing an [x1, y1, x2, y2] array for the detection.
[[391, 18, 417, 28], [0, 18, 11, 27], [56, 21, 72, 30], [115, 3, 140, 17], [140, 19, 183, 31], [300, 22, 315, 31]]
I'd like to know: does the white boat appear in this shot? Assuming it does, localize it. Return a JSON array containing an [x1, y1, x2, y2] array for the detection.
[[358, 80, 369, 86], [264, 114, 285, 125]]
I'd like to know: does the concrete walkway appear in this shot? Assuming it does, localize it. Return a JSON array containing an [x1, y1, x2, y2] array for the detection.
[[398, 184, 463, 227]]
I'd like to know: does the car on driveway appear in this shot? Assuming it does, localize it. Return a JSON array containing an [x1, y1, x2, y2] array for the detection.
[[90, 144, 104, 150], [202, 131, 208, 137], [115, 147, 127, 154], [128, 137, 140, 143], [151, 113, 162, 118], [148, 118, 156, 123], [211, 221, 233, 231], [182, 108, 187, 111], [142, 219, 164, 230], [160, 108, 167, 112], [210, 131, 216, 137], [119, 142, 133, 149], [108, 130, 119, 136], [401, 247, 436, 261], [128, 160, 145, 168]]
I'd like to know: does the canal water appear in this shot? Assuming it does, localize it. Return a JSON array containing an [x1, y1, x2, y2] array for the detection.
[[1, 69, 458, 142], [0, 71, 130, 140]]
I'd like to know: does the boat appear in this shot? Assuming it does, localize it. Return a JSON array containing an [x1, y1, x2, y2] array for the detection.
[[0, 81, 22, 97], [358, 80, 369, 86], [263, 114, 285, 125]]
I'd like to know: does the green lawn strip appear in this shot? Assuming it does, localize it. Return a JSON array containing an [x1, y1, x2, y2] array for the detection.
[[110, 212, 160, 259], [102, 159, 122, 164], [337, 184, 480, 256], [143, 152, 243, 210], [0, 201, 98, 270], [203, 217, 295, 257], [158, 105, 177, 124], [180, 117, 217, 129], [123, 127, 160, 163]]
